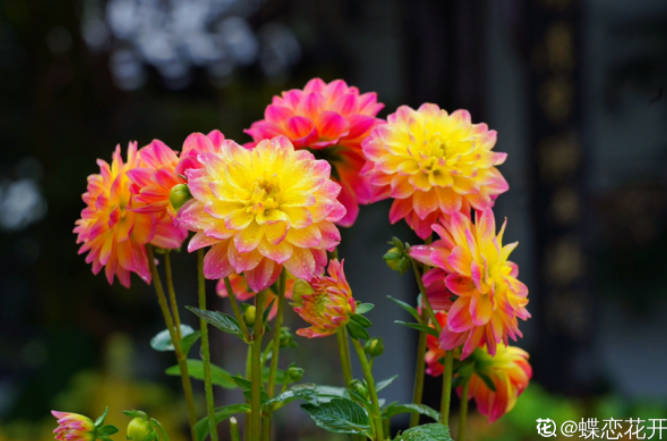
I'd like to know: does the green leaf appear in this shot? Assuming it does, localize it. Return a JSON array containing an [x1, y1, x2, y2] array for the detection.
[[394, 321, 439, 338], [346, 321, 370, 340], [96, 424, 119, 436], [313, 385, 349, 403], [261, 367, 286, 385], [394, 423, 453, 441], [263, 384, 319, 409], [166, 360, 237, 389], [122, 410, 147, 420], [383, 403, 441, 421], [186, 307, 244, 339], [194, 404, 250, 441], [355, 303, 375, 314], [242, 388, 270, 405], [376, 375, 399, 392], [350, 313, 373, 328], [476, 372, 497, 392], [231, 375, 252, 390], [150, 324, 196, 351], [301, 398, 371, 436], [181, 330, 201, 357], [387, 296, 420, 322], [94, 407, 109, 427]]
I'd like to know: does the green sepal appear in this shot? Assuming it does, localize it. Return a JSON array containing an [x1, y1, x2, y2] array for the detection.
[[350, 313, 373, 328], [346, 320, 370, 340], [94, 407, 109, 427], [355, 303, 375, 315], [96, 424, 119, 436], [122, 410, 148, 420]]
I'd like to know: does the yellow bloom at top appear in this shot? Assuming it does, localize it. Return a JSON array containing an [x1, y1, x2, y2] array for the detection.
[[179, 136, 345, 292], [362, 103, 508, 239]]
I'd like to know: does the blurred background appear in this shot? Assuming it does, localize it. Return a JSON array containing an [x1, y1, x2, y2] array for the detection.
[[1, 0, 666, 439]]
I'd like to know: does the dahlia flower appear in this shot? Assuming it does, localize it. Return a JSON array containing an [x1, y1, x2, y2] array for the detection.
[[175, 130, 226, 176], [245, 78, 384, 227], [410, 209, 530, 359], [75, 143, 184, 287], [362, 103, 508, 239], [52, 411, 96, 441], [463, 344, 532, 423], [425, 311, 449, 377], [216, 273, 295, 320], [179, 136, 345, 292], [292, 259, 356, 338]]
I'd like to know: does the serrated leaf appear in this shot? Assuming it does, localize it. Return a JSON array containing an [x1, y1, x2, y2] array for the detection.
[[356, 303, 375, 314], [387, 296, 420, 322], [301, 398, 371, 436], [346, 321, 370, 340], [194, 404, 250, 441], [186, 307, 244, 339], [394, 321, 439, 338], [166, 360, 236, 389], [394, 423, 453, 441], [263, 384, 319, 409], [150, 324, 196, 352], [376, 375, 399, 392], [383, 402, 441, 421], [314, 385, 349, 403], [350, 314, 373, 328]]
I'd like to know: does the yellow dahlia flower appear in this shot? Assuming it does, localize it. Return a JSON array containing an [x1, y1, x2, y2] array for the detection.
[[178, 136, 345, 292], [362, 103, 508, 239], [292, 259, 356, 338]]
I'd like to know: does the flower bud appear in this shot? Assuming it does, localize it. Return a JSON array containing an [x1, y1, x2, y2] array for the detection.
[[364, 338, 384, 357], [287, 366, 305, 382], [383, 244, 411, 275], [279, 327, 296, 348], [349, 379, 369, 400], [244, 306, 256, 327], [127, 417, 155, 441], [52, 411, 96, 441], [169, 184, 192, 211]]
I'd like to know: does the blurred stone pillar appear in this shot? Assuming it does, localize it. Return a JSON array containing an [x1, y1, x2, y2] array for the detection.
[[523, 0, 595, 393]]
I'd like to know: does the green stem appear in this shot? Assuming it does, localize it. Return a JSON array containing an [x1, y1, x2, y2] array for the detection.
[[244, 347, 252, 441], [146, 245, 198, 441], [230, 417, 241, 441], [197, 249, 219, 441], [164, 251, 182, 340], [250, 290, 268, 441], [440, 351, 454, 425], [410, 257, 441, 332], [336, 327, 353, 387], [351, 339, 385, 441], [151, 419, 171, 441], [458, 379, 470, 441], [262, 270, 287, 441], [224, 276, 252, 341], [409, 308, 429, 428]]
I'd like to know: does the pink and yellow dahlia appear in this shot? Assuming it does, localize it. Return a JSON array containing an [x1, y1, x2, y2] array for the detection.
[[410, 209, 529, 359], [292, 259, 356, 338], [425, 311, 450, 377], [75, 143, 185, 287], [362, 104, 509, 239], [216, 273, 295, 320], [52, 411, 96, 441], [175, 130, 226, 176], [179, 136, 345, 292], [463, 344, 532, 423], [245, 78, 384, 227]]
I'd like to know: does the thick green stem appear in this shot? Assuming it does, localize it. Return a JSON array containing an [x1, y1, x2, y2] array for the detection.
[[440, 351, 454, 425], [250, 290, 268, 441], [409, 308, 429, 428], [164, 251, 182, 340], [224, 277, 252, 341], [351, 339, 385, 441], [262, 270, 287, 441], [244, 347, 252, 441], [197, 250, 219, 441], [410, 258, 441, 332], [230, 417, 241, 441], [458, 379, 470, 441], [146, 245, 198, 441], [336, 327, 353, 387]]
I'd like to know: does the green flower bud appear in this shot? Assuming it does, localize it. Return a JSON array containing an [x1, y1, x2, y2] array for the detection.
[[364, 338, 384, 357], [397, 256, 411, 274], [127, 417, 155, 441], [383, 240, 412, 275], [244, 306, 256, 327], [169, 184, 192, 211], [349, 379, 369, 400], [279, 327, 296, 348], [287, 366, 305, 382]]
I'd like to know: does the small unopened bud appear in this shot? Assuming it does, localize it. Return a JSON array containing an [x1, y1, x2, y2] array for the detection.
[[287, 366, 305, 382], [169, 184, 192, 211], [364, 338, 384, 357], [243, 306, 256, 327], [349, 379, 369, 400], [279, 327, 296, 348], [127, 417, 154, 441]]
